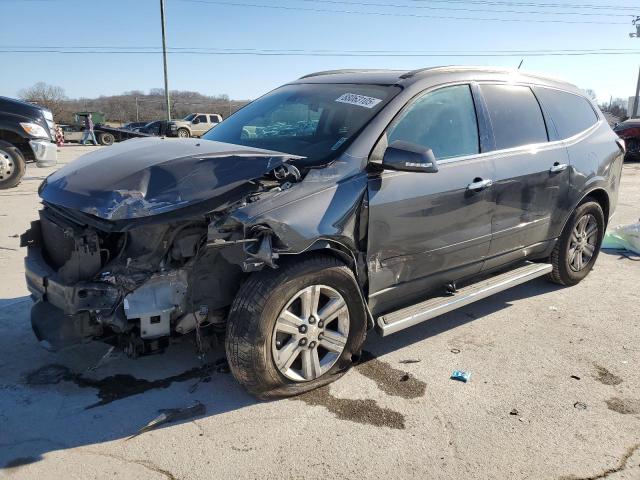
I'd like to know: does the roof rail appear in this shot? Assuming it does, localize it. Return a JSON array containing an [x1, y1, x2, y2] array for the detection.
[[299, 69, 389, 79], [398, 66, 445, 79]]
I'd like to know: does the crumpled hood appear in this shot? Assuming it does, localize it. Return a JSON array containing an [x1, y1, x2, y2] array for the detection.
[[39, 137, 302, 221]]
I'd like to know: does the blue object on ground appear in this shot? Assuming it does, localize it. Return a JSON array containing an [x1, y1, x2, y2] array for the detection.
[[451, 370, 471, 382]]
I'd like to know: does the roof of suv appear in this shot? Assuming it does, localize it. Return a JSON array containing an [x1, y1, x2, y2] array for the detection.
[[292, 66, 580, 94]]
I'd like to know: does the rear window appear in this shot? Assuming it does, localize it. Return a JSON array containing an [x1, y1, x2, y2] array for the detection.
[[534, 87, 598, 139], [480, 84, 548, 150]]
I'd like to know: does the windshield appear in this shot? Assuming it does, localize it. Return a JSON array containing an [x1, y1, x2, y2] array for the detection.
[[183, 114, 196, 121], [203, 83, 400, 165]]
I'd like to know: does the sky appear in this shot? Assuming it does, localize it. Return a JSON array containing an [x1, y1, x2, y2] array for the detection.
[[1, 0, 639, 104]]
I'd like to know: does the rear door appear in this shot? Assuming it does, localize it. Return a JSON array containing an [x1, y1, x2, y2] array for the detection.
[[367, 84, 495, 314], [479, 84, 570, 269]]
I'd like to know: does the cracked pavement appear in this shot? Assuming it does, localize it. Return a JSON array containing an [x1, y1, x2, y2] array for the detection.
[[0, 146, 639, 479]]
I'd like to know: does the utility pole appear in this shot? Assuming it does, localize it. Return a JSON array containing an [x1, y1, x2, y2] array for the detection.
[[634, 66, 640, 118], [160, 0, 171, 122], [630, 17, 640, 117], [135, 96, 139, 122]]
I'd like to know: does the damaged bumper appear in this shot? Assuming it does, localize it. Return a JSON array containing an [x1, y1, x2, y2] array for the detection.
[[23, 225, 120, 350]]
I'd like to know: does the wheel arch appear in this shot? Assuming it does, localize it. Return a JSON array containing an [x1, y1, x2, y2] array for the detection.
[[279, 241, 374, 329], [560, 187, 610, 236], [582, 188, 610, 226], [0, 131, 33, 160]]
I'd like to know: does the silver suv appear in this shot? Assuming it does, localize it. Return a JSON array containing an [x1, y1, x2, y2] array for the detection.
[[168, 113, 222, 138]]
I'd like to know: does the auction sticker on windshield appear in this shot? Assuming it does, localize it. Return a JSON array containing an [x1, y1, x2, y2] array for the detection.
[[335, 93, 382, 109]]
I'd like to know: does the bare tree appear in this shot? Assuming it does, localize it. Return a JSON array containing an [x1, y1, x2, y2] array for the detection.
[[584, 89, 598, 102], [18, 82, 69, 119]]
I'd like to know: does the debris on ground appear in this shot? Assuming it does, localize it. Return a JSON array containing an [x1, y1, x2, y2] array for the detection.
[[510, 408, 519, 416], [130, 401, 206, 439], [87, 346, 118, 372], [450, 370, 471, 383], [570, 375, 581, 380], [450, 348, 461, 354], [574, 402, 587, 410], [549, 306, 558, 311], [399, 359, 421, 364], [602, 221, 640, 255]]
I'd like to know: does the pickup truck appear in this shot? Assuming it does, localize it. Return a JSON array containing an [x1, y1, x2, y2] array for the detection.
[[0, 96, 57, 189], [168, 113, 222, 138]]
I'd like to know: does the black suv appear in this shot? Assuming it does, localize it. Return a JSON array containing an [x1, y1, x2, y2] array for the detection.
[[22, 67, 624, 398], [0, 96, 57, 189]]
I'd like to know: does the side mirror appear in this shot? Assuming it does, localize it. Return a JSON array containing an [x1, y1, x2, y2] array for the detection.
[[193, 118, 200, 124], [382, 140, 439, 173]]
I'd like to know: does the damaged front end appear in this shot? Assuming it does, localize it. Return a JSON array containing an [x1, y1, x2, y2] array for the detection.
[[22, 138, 307, 354]]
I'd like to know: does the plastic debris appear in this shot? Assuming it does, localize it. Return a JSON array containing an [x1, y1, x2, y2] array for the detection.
[[602, 221, 640, 255], [570, 375, 581, 380], [549, 306, 558, 312], [450, 348, 461, 354], [450, 370, 471, 382], [509, 408, 519, 416], [573, 401, 587, 410], [130, 401, 206, 439]]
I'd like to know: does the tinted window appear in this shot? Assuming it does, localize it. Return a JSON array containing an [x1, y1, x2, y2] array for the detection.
[[209, 115, 219, 123], [387, 84, 479, 160], [480, 84, 548, 150], [196, 115, 208, 123], [534, 87, 598, 139]]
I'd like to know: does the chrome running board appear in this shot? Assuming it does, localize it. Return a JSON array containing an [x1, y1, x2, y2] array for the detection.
[[376, 262, 552, 336]]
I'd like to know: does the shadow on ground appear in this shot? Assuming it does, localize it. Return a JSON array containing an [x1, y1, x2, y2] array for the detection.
[[0, 277, 559, 469]]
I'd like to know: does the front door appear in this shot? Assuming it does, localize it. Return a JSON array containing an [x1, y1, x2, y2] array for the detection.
[[478, 84, 570, 268], [192, 114, 210, 136], [367, 84, 495, 315]]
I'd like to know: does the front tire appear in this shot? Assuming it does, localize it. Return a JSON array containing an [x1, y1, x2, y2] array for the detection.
[[548, 200, 605, 286], [177, 128, 190, 138], [0, 141, 26, 190], [226, 255, 367, 399]]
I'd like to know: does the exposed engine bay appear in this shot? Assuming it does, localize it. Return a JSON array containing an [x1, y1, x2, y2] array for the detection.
[[21, 140, 308, 355]]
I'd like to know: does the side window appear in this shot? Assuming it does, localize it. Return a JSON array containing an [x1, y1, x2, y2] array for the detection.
[[480, 84, 548, 150], [534, 87, 598, 139], [387, 84, 479, 160], [196, 115, 208, 123], [209, 115, 219, 123]]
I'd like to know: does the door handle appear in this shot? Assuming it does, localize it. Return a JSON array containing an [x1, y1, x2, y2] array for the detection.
[[549, 162, 568, 173], [467, 178, 493, 191]]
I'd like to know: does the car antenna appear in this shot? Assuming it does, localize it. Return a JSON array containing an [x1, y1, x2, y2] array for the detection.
[[517, 59, 524, 70]]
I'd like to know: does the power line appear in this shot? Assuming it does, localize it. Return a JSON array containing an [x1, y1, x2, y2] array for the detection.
[[3, 48, 640, 56], [301, 0, 634, 17], [5, 45, 640, 53], [178, 0, 629, 24], [405, 0, 638, 10]]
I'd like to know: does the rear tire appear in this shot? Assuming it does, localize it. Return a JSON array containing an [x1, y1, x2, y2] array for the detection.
[[99, 133, 115, 146], [0, 141, 26, 190], [548, 201, 605, 286], [226, 255, 367, 399]]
